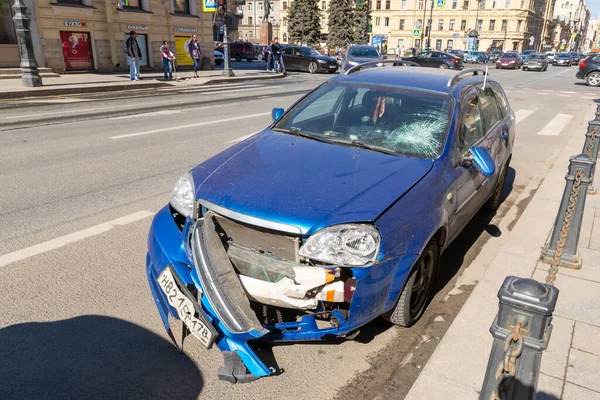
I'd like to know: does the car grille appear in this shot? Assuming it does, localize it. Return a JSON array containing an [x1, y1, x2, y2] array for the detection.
[[327, 61, 338, 66]]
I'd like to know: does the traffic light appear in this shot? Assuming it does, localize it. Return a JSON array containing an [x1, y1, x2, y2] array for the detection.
[[218, 0, 227, 16]]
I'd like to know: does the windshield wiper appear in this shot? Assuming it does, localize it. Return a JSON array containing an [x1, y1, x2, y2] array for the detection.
[[272, 127, 337, 145], [330, 139, 400, 156]]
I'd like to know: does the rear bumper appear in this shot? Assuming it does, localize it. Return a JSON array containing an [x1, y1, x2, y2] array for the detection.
[[146, 206, 415, 379], [576, 69, 587, 79]]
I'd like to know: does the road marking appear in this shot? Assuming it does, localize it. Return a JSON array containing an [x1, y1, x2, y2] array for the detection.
[[110, 112, 271, 139], [560, 91, 576, 93], [583, 96, 596, 99], [224, 131, 261, 144], [178, 84, 264, 93], [516, 67, 571, 87], [514, 91, 527, 94], [559, 94, 571, 97], [109, 110, 184, 120], [2, 104, 122, 120], [514, 109, 534, 124], [537, 114, 573, 136], [536, 92, 550, 95], [543, 89, 554, 92], [0, 211, 154, 268]]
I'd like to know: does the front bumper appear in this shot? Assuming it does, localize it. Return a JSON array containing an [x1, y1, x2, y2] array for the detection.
[[146, 206, 415, 380]]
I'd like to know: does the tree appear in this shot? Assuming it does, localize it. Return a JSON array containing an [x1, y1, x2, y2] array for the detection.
[[287, 0, 322, 46], [327, 0, 356, 48], [354, 3, 371, 45]]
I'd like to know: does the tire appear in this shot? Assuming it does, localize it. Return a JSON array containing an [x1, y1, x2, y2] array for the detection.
[[439, 63, 449, 69], [383, 240, 439, 327], [246, 58, 253, 62], [485, 158, 510, 212], [308, 61, 318, 74], [586, 71, 600, 87], [523, 67, 527, 71], [235, 55, 242, 62], [215, 60, 223, 66], [257, 54, 264, 61]]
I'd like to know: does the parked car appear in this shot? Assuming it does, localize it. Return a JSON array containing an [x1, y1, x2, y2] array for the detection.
[[145, 66, 514, 381], [570, 52, 581, 64], [488, 51, 502, 62], [496, 52, 522, 69], [401, 50, 464, 69], [576, 55, 600, 86], [214, 50, 224, 66], [545, 52, 556, 62], [522, 53, 548, 71], [464, 51, 488, 63], [447, 49, 465, 59], [254, 45, 267, 61], [282, 46, 338, 73], [215, 41, 255, 62], [553, 53, 572, 66], [341, 45, 382, 73], [522, 50, 536, 58]]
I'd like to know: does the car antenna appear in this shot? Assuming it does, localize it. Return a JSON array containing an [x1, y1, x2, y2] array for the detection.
[[482, 65, 489, 90]]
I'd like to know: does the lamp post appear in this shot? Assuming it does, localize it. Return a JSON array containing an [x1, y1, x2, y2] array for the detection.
[[421, 0, 427, 50], [427, 0, 433, 49], [12, 0, 42, 87], [502, 25, 507, 52]]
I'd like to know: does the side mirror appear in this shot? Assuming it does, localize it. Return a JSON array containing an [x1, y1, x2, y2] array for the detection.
[[272, 107, 284, 122], [467, 147, 496, 178]]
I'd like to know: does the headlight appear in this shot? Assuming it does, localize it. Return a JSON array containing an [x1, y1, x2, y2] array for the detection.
[[298, 224, 380, 266], [170, 173, 196, 217], [348, 61, 358, 66], [318, 59, 327, 63]]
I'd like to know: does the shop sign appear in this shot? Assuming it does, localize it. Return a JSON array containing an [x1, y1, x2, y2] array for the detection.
[[64, 21, 88, 27], [127, 25, 148, 30], [174, 28, 198, 33], [175, 36, 194, 66], [60, 31, 93, 70], [203, 0, 217, 12]]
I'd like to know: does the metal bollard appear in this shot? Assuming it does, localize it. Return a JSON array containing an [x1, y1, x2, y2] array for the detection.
[[539, 154, 594, 270], [480, 276, 559, 400], [583, 106, 600, 194]]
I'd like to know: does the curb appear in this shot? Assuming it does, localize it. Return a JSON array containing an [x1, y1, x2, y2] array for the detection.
[[202, 72, 285, 85]]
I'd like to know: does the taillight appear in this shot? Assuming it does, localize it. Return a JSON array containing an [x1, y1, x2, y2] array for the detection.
[[450, 58, 458, 63], [580, 56, 591, 68]]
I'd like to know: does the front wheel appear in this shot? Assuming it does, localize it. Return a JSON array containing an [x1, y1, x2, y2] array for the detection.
[[235, 55, 242, 62], [587, 71, 600, 87], [383, 240, 439, 327], [308, 61, 318, 74]]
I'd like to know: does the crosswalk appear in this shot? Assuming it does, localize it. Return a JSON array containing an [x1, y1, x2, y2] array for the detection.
[[513, 106, 577, 136]]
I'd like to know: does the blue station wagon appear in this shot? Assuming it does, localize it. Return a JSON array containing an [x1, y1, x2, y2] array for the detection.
[[145, 63, 515, 383]]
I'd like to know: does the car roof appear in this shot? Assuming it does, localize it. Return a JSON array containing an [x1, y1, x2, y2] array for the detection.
[[335, 67, 495, 96]]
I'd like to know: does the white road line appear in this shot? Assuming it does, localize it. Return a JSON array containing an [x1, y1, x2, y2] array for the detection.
[[536, 92, 550, 95], [560, 91, 576, 93], [224, 131, 261, 144], [583, 96, 596, 99], [2, 105, 123, 120], [178, 84, 264, 93], [110, 112, 271, 139], [537, 114, 573, 136], [514, 109, 534, 124], [559, 94, 571, 97], [514, 91, 527, 94], [0, 211, 154, 268], [543, 89, 554, 92]]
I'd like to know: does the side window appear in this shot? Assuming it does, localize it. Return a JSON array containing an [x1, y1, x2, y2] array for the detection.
[[417, 52, 431, 59], [478, 87, 501, 130], [284, 47, 294, 55], [290, 85, 346, 124], [459, 96, 485, 154], [490, 83, 509, 117]]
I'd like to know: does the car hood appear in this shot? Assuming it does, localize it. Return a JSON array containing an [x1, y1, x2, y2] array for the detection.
[[347, 56, 380, 64], [313, 55, 337, 62], [191, 130, 433, 235]]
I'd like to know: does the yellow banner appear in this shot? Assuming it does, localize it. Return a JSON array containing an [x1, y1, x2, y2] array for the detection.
[[175, 36, 194, 66]]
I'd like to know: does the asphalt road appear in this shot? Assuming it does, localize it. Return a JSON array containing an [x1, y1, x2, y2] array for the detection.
[[0, 63, 597, 400]]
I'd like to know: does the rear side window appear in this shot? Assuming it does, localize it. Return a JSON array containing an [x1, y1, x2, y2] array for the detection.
[[489, 82, 509, 117], [478, 87, 502, 130], [459, 95, 485, 153]]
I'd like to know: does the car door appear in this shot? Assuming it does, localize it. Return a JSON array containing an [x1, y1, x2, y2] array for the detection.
[[282, 47, 297, 70], [413, 52, 432, 66], [489, 81, 513, 167], [429, 52, 443, 67]]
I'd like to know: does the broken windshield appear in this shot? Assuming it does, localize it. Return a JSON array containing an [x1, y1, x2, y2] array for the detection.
[[273, 82, 453, 159]]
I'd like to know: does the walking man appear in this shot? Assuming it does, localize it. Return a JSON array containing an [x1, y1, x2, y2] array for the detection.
[[188, 35, 202, 78], [266, 40, 273, 72], [125, 30, 142, 81], [160, 41, 175, 80], [271, 37, 281, 73]]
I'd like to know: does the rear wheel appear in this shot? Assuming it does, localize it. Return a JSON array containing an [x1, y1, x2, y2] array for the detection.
[[383, 240, 439, 327], [235, 54, 242, 62], [308, 61, 318, 74], [587, 72, 600, 87], [439, 63, 449, 69]]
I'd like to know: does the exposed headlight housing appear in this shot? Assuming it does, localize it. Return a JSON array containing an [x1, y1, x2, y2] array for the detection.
[[298, 224, 380, 266], [170, 173, 196, 218]]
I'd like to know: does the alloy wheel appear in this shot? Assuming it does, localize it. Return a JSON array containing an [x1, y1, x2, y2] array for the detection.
[[587, 72, 600, 87], [409, 248, 435, 316], [308, 61, 318, 74]]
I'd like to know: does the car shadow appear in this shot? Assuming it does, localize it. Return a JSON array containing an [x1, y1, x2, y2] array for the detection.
[[0, 315, 203, 400]]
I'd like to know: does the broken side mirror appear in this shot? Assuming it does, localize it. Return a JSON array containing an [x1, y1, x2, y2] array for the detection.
[[469, 146, 495, 178], [272, 107, 284, 122]]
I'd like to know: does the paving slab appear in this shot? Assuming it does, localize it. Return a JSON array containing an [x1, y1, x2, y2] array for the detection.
[[404, 370, 479, 400], [579, 207, 596, 250], [589, 216, 600, 251], [562, 382, 600, 400], [540, 316, 575, 380], [566, 348, 600, 393], [503, 197, 560, 254], [537, 373, 565, 399], [573, 321, 600, 357], [536, 247, 600, 283]]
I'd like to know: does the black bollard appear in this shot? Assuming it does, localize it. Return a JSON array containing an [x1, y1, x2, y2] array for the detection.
[[480, 276, 559, 400], [539, 154, 594, 270], [583, 105, 600, 194]]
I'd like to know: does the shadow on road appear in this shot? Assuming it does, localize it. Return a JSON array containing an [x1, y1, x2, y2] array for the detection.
[[0, 315, 203, 400]]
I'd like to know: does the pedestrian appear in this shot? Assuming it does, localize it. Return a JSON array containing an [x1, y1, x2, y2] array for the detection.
[[188, 34, 202, 78], [266, 40, 273, 72], [125, 30, 142, 81], [271, 37, 281, 72], [160, 41, 175, 80]]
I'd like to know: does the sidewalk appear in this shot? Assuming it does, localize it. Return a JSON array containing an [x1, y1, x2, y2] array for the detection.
[[406, 102, 600, 399], [0, 69, 284, 99]]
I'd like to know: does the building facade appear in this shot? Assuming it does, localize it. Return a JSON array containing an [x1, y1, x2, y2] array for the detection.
[[279, 0, 331, 45], [236, 0, 281, 43], [584, 17, 600, 51], [372, 0, 557, 55], [552, 0, 590, 51], [1, 0, 217, 73]]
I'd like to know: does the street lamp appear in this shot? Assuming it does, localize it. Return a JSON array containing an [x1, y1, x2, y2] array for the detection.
[[427, 0, 434, 49], [12, 0, 42, 87], [218, 0, 235, 77]]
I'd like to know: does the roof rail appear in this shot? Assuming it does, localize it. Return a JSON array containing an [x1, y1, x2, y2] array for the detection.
[[345, 60, 420, 75], [446, 68, 488, 87]]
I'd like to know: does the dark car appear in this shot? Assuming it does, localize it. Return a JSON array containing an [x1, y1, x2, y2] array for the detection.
[[341, 45, 382, 73], [447, 49, 465, 59], [216, 41, 255, 62], [254, 45, 267, 61], [576, 55, 600, 86], [488, 51, 502, 63], [553, 53, 572, 66], [282, 46, 338, 73], [402, 50, 464, 69], [522, 53, 548, 71], [495, 52, 522, 69], [569, 52, 580, 64], [146, 67, 514, 380]]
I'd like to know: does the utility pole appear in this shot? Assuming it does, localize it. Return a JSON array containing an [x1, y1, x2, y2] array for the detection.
[[218, 0, 235, 76], [421, 0, 427, 50], [12, 0, 42, 87], [427, 0, 433, 49]]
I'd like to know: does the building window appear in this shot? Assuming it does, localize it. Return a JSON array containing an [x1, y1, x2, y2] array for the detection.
[[399, 19, 405, 29], [415, 38, 421, 47], [281, 1, 286, 10], [517, 20, 522, 30], [477, 19, 482, 31], [402, 0, 407, 8], [384, 17, 389, 26], [282, 17, 287, 26], [375, 17, 381, 26], [438, 19, 444, 30], [376, 0, 381, 9], [463, 0, 469, 8], [452, 0, 457, 8], [418, 0, 424, 9], [460, 19, 466, 30], [449, 19, 455, 30], [386, 0, 391, 9], [174, 0, 189, 13], [435, 39, 442, 49], [321, 1, 326, 9], [248, 2, 253, 10], [258, 2, 263, 11], [123, 0, 142, 8], [447, 39, 453, 49], [398, 38, 404, 48], [249, 16, 253, 25], [504, 0, 510, 7], [489, 19, 495, 30], [479, 0, 485, 8], [501, 19, 508, 31], [521, 0, 525, 7]]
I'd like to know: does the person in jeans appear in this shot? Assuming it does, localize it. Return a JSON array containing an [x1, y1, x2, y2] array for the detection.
[[266, 40, 273, 72], [125, 30, 142, 80], [188, 35, 202, 78], [160, 41, 175, 80], [271, 37, 281, 72]]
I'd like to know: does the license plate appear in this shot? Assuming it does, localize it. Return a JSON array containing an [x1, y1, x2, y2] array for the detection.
[[502, 63, 508, 66], [158, 267, 215, 348]]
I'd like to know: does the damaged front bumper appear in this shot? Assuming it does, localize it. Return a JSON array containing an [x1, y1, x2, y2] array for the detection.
[[146, 206, 417, 381]]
